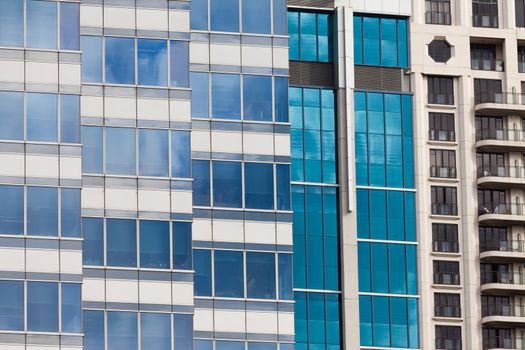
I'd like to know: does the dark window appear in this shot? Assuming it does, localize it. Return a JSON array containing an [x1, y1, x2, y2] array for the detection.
[[483, 328, 512, 350], [430, 149, 456, 178], [474, 78, 502, 104], [519, 46, 525, 72], [425, 0, 452, 24], [480, 263, 510, 284], [473, 0, 498, 28], [481, 295, 511, 317], [432, 224, 459, 253], [471, 44, 502, 71], [477, 189, 506, 215], [476, 153, 504, 177], [429, 112, 455, 141], [479, 226, 508, 252], [518, 0, 525, 27], [428, 40, 452, 62], [475, 116, 503, 141], [434, 293, 461, 317], [428, 76, 454, 105], [433, 260, 460, 285], [431, 186, 458, 215], [436, 325, 462, 350]]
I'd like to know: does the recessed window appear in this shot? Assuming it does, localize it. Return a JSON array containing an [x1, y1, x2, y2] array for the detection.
[[428, 39, 451, 63]]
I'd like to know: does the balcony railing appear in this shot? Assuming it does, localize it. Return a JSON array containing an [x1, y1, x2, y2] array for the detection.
[[475, 92, 525, 105], [431, 165, 457, 179], [478, 166, 525, 179], [481, 240, 525, 253], [476, 128, 525, 142], [429, 93, 454, 105], [436, 338, 462, 350], [471, 58, 504, 72], [473, 14, 499, 28], [519, 55, 525, 73], [479, 203, 525, 216], [429, 129, 456, 142], [435, 305, 461, 318], [425, 11, 452, 25], [483, 302, 525, 317], [433, 240, 460, 253], [434, 272, 460, 285], [484, 335, 525, 350], [432, 203, 458, 216], [480, 271, 525, 285]]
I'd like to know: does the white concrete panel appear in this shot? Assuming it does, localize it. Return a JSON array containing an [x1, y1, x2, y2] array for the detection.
[[170, 100, 191, 122], [82, 187, 105, 210], [399, 0, 412, 15], [192, 219, 212, 241], [82, 95, 104, 118], [137, 98, 169, 121], [106, 188, 138, 211], [242, 46, 273, 68], [190, 43, 210, 65], [104, 7, 135, 29], [26, 62, 58, 84], [381, 0, 400, 14], [169, 10, 190, 32], [213, 220, 244, 243], [243, 133, 274, 155], [26, 249, 60, 273], [139, 281, 172, 305], [272, 48, 289, 69], [60, 157, 82, 180], [191, 130, 211, 152], [0, 60, 24, 82], [0, 247, 24, 272], [59, 64, 81, 86], [82, 278, 105, 302], [276, 223, 293, 246], [278, 312, 295, 335], [171, 191, 193, 213], [211, 131, 243, 154], [137, 9, 168, 31], [80, 5, 103, 27], [194, 308, 214, 331], [214, 310, 246, 333], [0, 345, 25, 350], [172, 282, 194, 305], [105, 97, 136, 120], [364, 0, 382, 13], [244, 221, 276, 245], [246, 311, 278, 334], [60, 250, 82, 275], [274, 134, 291, 157], [106, 279, 138, 303], [210, 44, 241, 66], [138, 189, 170, 212], [26, 155, 59, 178], [0, 154, 24, 177]]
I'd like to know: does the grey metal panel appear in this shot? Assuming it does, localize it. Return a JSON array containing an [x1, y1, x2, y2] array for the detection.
[[354, 65, 404, 92], [289, 61, 335, 87]]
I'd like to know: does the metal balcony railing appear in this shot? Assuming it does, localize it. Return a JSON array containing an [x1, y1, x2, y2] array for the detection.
[[475, 92, 525, 105], [478, 166, 525, 179], [479, 203, 525, 216], [432, 203, 458, 216], [471, 58, 504, 72], [425, 11, 452, 25], [476, 128, 525, 142], [429, 129, 456, 142], [431, 165, 457, 179], [481, 240, 525, 253]]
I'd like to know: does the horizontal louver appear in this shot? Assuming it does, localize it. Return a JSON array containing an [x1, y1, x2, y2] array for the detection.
[[354, 66, 403, 92], [289, 61, 335, 87]]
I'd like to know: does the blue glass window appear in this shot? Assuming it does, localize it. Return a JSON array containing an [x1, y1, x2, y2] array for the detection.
[[60, 2, 80, 50], [373, 296, 390, 347], [61, 188, 81, 237], [0, 0, 23, 47], [27, 93, 57, 142], [27, 282, 58, 332], [81, 36, 103, 83], [245, 163, 274, 210], [83, 218, 104, 266], [195, 340, 213, 350], [171, 41, 190, 88], [243, 0, 270, 34], [363, 17, 380, 66], [173, 222, 192, 270], [194, 249, 212, 296], [140, 220, 170, 269], [359, 296, 372, 346], [139, 129, 169, 177], [61, 283, 81, 333], [214, 250, 244, 298], [0, 280, 23, 331], [217, 341, 244, 350], [212, 73, 240, 120], [244, 75, 272, 121], [275, 77, 289, 122], [171, 130, 191, 178], [84, 310, 104, 350], [190, 0, 208, 30], [138, 39, 168, 86], [82, 126, 103, 173], [193, 160, 211, 206], [317, 14, 332, 62], [27, 0, 57, 49], [276, 164, 291, 210], [105, 37, 135, 84], [141, 313, 171, 350], [288, 12, 299, 60], [278, 254, 293, 300], [308, 293, 326, 345], [106, 127, 136, 175], [358, 242, 371, 292], [354, 16, 363, 65], [273, 0, 287, 35], [391, 297, 408, 348], [107, 219, 137, 267], [191, 73, 209, 118], [371, 243, 388, 293], [213, 161, 242, 208], [0, 91, 23, 141], [27, 186, 58, 236], [300, 13, 317, 61], [173, 314, 193, 350], [210, 0, 239, 32], [381, 18, 398, 66], [247, 252, 276, 299], [326, 294, 341, 347], [60, 95, 80, 143], [0, 185, 23, 235], [107, 312, 138, 350], [289, 12, 333, 62]]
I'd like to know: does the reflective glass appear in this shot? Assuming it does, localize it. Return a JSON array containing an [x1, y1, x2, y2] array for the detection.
[[244, 75, 272, 121], [389, 244, 407, 294], [0, 280, 23, 331], [326, 294, 341, 346], [139, 129, 169, 177], [408, 298, 419, 348], [107, 219, 137, 267], [214, 250, 244, 298], [213, 161, 242, 208], [61, 188, 81, 237], [278, 254, 293, 300], [173, 314, 193, 350], [358, 242, 371, 292], [60, 2, 80, 50], [398, 19, 408, 67], [27, 282, 58, 332], [210, 0, 239, 32], [138, 39, 168, 86], [140, 220, 170, 269], [193, 160, 211, 206], [105, 37, 135, 84], [317, 13, 331, 62], [141, 313, 170, 350], [83, 218, 104, 266], [363, 17, 380, 65], [190, 0, 208, 30], [275, 77, 289, 122], [212, 74, 240, 120], [195, 340, 213, 350], [171, 130, 191, 178], [381, 18, 397, 67], [106, 127, 136, 175], [84, 310, 104, 350], [353, 16, 363, 64], [191, 73, 209, 118], [276, 164, 291, 210], [107, 312, 138, 350], [0, 0, 23, 47], [371, 243, 388, 293], [173, 222, 192, 270], [307, 293, 325, 344], [391, 297, 408, 348], [27, 93, 57, 142], [245, 163, 274, 210], [249, 343, 278, 350], [61, 283, 81, 333], [288, 12, 299, 60], [27, 0, 57, 49], [217, 341, 245, 350], [81, 36, 103, 83], [243, 0, 270, 34], [300, 13, 317, 61], [0, 185, 23, 235], [247, 252, 276, 299], [0, 91, 23, 141], [359, 296, 372, 346], [373, 296, 391, 347], [171, 41, 189, 87], [60, 95, 80, 143], [194, 249, 212, 296], [27, 186, 58, 236], [273, 0, 287, 35], [82, 126, 103, 173]]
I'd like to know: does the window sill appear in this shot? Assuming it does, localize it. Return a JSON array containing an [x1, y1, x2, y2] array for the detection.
[[427, 140, 458, 147], [429, 177, 459, 184], [426, 103, 456, 110], [433, 316, 463, 322], [430, 214, 460, 220], [431, 251, 461, 258], [432, 284, 462, 290]]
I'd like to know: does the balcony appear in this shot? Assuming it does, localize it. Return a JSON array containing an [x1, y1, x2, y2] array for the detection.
[[433, 240, 460, 253], [479, 203, 525, 225], [473, 14, 499, 28], [433, 272, 460, 286], [478, 166, 525, 189], [472, 58, 504, 72], [476, 129, 525, 152], [475, 92, 525, 115], [432, 203, 458, 216], [431, 166, 457, 179], [481, 240, 525, 262], [480, 271, 525, 294], [484, 335, 525, 350], [483, 303, 525, 326], [519, 56, 525, 73], [426, 11, 452, 25], [429, 93, 454, 105], [429, 130, 456, 143]]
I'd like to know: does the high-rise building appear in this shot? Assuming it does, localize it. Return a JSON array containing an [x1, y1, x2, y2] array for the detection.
[[2, 0, 525, 350]]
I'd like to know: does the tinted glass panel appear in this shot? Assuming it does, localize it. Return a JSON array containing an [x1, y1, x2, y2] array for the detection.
[[0, 185, 23, 235], [106, 127, 136, 175], [0, 91, 23, 141], [140, 220, 170, 269], [193, 160, 211, 206], [84, 310, 104, 350], [278, 254, 293, 300], [27, 93, 57, 142], [141, 313, 171, 350], [61, 188, 81, 237], [60, 95, 80, 143], [275, 77, 289, 122], [276, 164, 291, 210], [171, 130, 191, 178], [170, 41, 190, 87], [247, 252, 276, 299], [82, 126, 103, 173], [139, 129, 169, 177], [27, 0, 57, 49], [173, 222, 192, 270], [244, 75, 272, 121], [210, 0, 239, 32], [191, 73, 209, 118], [173, 314, 193, 350], [0, 0, 23, 47], [213, 161, 242, 208], [105, 37, 135, 84], [27, 282, 58, 332], [60, 2, 80, 50], [61, 283, 81, 333], [194, 249, 212, 296], [190, 0, 208, 30], [81, 36, 103, 83], [27, 186, 58, 236], [107, 219, 137, 267], [212, 74, 241, 120], [107, 312, 138, 350], [243, 0, 270, 34], [273, 0, 287, 35], [83, 218, 104, 266], [245, 163, 274, 210], [138, 39, 168, 86], [215, 250, 244, 298], [0, 280, 23, 331]]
